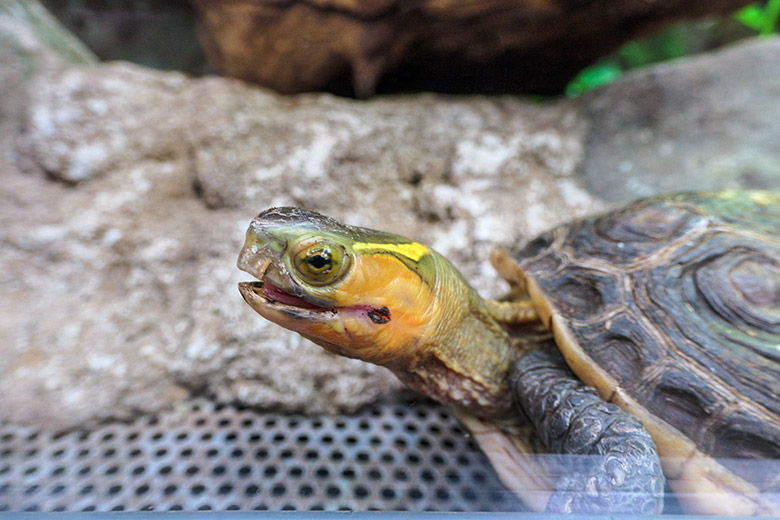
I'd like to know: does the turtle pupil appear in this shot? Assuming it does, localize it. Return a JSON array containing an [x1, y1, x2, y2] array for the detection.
[[306, 251, 331, 272]]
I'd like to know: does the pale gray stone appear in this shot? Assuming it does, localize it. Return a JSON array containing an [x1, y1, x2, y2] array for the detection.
[[579, 38, 780, 201], [2, 19, 778, 429], [3, 62, 595, 429]]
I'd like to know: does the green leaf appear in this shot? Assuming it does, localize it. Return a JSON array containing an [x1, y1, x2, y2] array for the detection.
[[763, 0, 780, 34], [565, 63, 623, 97], [736, 5, 767, 31], [736, 1, 780, 34]]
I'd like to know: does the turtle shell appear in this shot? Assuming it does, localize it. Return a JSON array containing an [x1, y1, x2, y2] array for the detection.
[[509, 190, 780, 513]]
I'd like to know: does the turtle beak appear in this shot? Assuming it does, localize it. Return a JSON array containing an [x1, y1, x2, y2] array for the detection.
[[236, 220, 336, 321], [236, 219, 286, 280], [236, 242, 273, 282], [236, 230, 273, 314], [236, 221, 286, 311]]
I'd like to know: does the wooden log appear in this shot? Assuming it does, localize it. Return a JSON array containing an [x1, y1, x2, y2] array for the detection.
[[192, 0, 754, 96]]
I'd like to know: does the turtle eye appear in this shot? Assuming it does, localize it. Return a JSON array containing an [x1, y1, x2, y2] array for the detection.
[[292, 241, 350, 285]]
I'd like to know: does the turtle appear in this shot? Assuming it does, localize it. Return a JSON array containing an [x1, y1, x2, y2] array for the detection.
[[236, 190, 780, 515]]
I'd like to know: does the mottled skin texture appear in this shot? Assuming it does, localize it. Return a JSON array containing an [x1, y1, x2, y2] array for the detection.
[[514, 347, 664, 513], [237, 190, 780, 515]]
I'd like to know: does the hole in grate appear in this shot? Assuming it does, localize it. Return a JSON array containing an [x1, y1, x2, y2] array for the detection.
[[0, 398, 526, 512], [409, 488, 424, 500]]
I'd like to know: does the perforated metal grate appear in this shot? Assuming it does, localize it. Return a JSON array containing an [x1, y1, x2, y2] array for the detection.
[[0, 399, 525, 512]]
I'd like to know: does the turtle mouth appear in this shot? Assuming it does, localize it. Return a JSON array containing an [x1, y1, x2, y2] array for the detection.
[[237, 253, 338, 322], [237, 232, 338, 321], [238, 280, 330, 312], [237, 247, 338, 321]]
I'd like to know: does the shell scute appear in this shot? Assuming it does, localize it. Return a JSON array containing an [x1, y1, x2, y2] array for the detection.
[[523, 262, 622, 322], [709, 408, 780, 462], [707, 408, 780, 492], [567, 198, 709, 264], [677, 190, 780, 236], [695, 248, 780, 334], [513, 191, 780, 477], [643, 363, 725, 440], [570, 311, 667, 395]]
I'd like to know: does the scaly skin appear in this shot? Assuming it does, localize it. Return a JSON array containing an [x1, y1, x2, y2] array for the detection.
[[237, 206, 664, 513], [237, 207, 516, 419]]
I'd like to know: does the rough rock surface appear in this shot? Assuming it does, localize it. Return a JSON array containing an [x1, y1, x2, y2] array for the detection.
[[1, 11, 779, 429], [579, 37, 780, 201], [2, 62, 595, 430]]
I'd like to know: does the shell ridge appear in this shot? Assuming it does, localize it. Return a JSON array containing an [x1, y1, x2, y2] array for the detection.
[[514, 190, 780, 501]]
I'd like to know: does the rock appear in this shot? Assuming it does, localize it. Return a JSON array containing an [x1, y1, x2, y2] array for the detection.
[[192, 0, 753, 96], [22, 65, 193, 184], [185, 81, 595, 261], [0, 0, 96, 160], [2, 31, 778, 430], [579, 38, 780, 202], [2, 61, 595, 430]]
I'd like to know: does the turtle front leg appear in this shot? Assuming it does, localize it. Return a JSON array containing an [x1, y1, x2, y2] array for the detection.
[[485, 298, 539, 325], [513, 346, 666, 514]]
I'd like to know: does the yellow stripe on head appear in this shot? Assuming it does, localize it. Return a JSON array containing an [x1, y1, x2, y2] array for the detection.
[[352, 241, 430, 262]]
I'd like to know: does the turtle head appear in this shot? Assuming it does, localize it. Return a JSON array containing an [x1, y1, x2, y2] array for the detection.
[[238, 207, 447, 367], [238, 207, 515, 417]]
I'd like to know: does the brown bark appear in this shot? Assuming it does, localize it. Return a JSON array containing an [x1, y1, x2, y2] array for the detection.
[[192, 0, 753, 96]]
